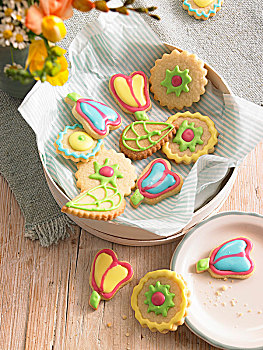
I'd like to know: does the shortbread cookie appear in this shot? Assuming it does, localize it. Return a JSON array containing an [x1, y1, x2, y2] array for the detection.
[[183, 0, 223, 20], [131, 270, 190, 333], [89, 249, 133, 310], [162, 112, 218, 164], [130, 159, 183, 208], [120, 120, 177, 160], [150, 50, 208, 110], [65, 92, 122, 139], [62, 149, 137, 220], [54, 124, 103, 162], [196, 237, 255, 279], [109, 71, 151, 121]]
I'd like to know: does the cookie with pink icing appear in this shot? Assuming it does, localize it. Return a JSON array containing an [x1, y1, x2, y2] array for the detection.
[[196, 237, 255, 279], [109, 71, 151, 121], [65, 92, 122, 139]]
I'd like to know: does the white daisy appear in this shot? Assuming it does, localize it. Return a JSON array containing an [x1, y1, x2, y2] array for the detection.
[[0, 23, 14, 46], [0, 2, 16, 24], [4, 62, 23, 73], [10, 26, 28, 49]]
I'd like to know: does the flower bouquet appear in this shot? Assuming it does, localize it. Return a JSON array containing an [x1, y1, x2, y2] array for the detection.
[[0, 0, 159, 88]]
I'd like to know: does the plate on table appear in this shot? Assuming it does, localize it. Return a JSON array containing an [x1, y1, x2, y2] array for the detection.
[[170, 212, 263, 349]]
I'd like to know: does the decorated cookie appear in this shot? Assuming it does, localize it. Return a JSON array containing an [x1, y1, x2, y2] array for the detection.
[[65, 92, 122, 139], [162, 112, 218, 164], [196, 237, 255, 279], [61, 149, 137, 220], [119, 120, 177, 160], [149, 49, 208, 110], [109, 71, 151, 121], [130, 159, 183, 208], [89, 249, 133, 310], [54, 124, 103, 162], [183, 0, 223, 20], [131, 270, 190, 333]]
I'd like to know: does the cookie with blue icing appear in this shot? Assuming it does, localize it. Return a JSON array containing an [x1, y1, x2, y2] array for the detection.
[[65, 92, 122, 139], [55, 124, 103, 163], [182, 0, 223, 20]]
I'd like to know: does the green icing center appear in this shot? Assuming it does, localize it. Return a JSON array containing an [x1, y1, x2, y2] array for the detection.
[[161, 65, 192, 96], [173, 120, 204, 152], [144, 281, 175, 317]]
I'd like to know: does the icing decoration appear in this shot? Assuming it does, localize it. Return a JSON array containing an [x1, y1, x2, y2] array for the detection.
[[89, 158, 123, 187], [122, 121, 174, 152], [68, 131, 94, 151], [55, 124, 103, 161], [110, 71, 150, 121], [161, 66, 192, 96], [196, 237, 255, 276], [131, 159, 181, 207], [65, 184, 122, 212], [194, 0, 214, 6], [173, 120, 203, 152], [144, 281, 175, 317], [89, 249, 133, 309], [89, 290, 101, 310], [183, 0, 222, 18], [67, 93, 121, 136]]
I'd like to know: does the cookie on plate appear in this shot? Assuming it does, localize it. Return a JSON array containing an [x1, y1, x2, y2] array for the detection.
[[89, 249, 133, 310], [65, 92, 122, 139], [131, 270, 191, 333], [130, 158, 183, 208], [162, 112, 218, 164], [54, 124, 103, 162], [61, 149, 137, 220], [196, 237, 255, 279], [109, 71, 151, 121], [149, 50, 207, 110], [182, 0, 223, 20], [119, 120, 178, 161]]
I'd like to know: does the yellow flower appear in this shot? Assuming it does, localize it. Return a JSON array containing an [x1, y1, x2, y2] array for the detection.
[[41, 15, 66, 42]]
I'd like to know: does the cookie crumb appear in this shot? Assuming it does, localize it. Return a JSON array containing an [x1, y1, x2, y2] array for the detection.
[[231, 280, 234, 283], [221, 302, 226, 307], [209, 281, 212, 284], [258, 310, 262, 314], [248, 309, 252, 313], [223, 277, 227, 281], [203, 302, 207, 305], [231, 300, 237, 307], [237, 313, 243, 317], [122, 315, 127, 320], [107, 323, 112, 328], [221, 285, 228, 291], [244, 303, 248, 307], [125, 332, 130, 337], [215, 291, 222, 296]]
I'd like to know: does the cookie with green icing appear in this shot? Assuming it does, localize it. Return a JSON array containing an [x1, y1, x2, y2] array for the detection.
[[162, 112, 219, 164]]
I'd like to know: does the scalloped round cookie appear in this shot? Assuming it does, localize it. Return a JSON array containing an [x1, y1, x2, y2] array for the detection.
[[149, 50, 208, 110], [182, 0, 223, 20]]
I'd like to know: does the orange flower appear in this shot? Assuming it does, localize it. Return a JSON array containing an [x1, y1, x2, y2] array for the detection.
[[26, 0, 73, 35]]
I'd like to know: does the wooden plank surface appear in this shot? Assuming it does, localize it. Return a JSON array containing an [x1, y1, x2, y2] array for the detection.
[[0, 142, 262, 350]]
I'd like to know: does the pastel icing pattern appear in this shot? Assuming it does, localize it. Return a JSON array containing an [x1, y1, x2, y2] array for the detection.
[[89, 249, 133, 309], [183, 0, 222, 18], [55, 124, 103, 161], [196, 237, 255, 277]]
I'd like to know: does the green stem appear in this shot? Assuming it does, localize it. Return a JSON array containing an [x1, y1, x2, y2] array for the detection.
[[10, 46, 14, 65]]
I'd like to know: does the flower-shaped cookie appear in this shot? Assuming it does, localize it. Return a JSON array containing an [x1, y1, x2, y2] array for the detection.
[[55, 124, 103, 162], [150, 50, 207, 110], [131, 270, 190, 333], [182, 0, 223, 20]]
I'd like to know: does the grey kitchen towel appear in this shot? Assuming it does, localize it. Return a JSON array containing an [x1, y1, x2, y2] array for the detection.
[[0, 1, 262, 246]]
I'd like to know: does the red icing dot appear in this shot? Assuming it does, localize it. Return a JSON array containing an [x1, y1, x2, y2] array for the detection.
[[182, 128, 194, 142], [151, 292, 165, 306], [99, 166, 114, 177], [171, 75, 182, 87]]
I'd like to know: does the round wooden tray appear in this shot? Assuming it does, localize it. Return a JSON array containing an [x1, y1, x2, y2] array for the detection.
[[41, 43, 238, 246]]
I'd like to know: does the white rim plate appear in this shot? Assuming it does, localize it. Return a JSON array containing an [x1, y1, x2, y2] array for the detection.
[[170, 212, 263, 350]]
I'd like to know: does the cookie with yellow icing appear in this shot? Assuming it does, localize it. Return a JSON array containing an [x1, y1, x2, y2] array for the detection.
[[162, 112, 218, 164], [131, 270, 190, 333], [182, 0, 223, 20], [54, 124, 103, 163], [149, 50, 207, 110]]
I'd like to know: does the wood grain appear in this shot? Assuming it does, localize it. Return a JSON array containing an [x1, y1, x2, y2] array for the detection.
[[0, 142, 262, 350]]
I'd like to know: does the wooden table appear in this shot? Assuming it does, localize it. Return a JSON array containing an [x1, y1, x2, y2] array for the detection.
[[1, 143, 262, 350]]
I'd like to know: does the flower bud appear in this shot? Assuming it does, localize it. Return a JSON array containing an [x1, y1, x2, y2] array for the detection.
[[50, 46, 64, 57], [94, 1, 109, 12], [72, 0, 95, 12], [41, 15, 66, 43]]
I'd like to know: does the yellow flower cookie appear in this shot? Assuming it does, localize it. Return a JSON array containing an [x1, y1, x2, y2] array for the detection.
[[182, 0, 223, 20], [131, 270, 190, 334], [149, 50, 207, 110], [162, 112, 218, 164]]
